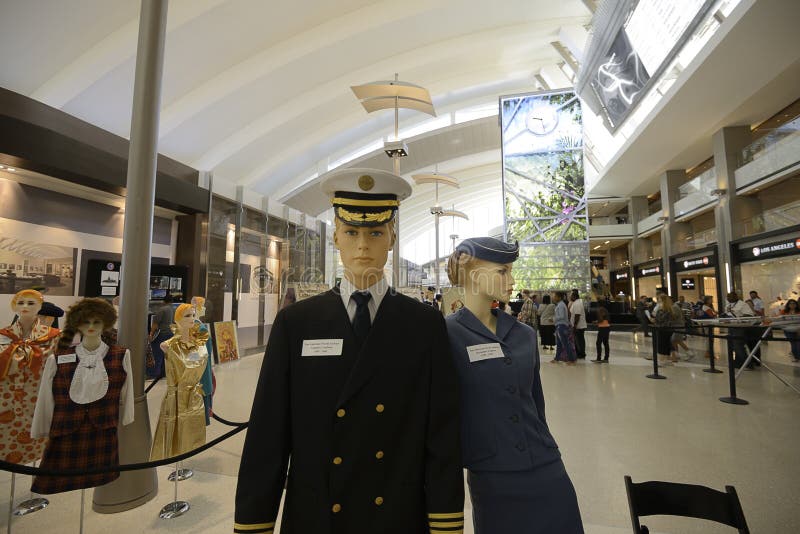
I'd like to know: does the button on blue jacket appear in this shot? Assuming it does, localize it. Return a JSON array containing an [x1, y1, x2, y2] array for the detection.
[[446, 308, 561, 472]]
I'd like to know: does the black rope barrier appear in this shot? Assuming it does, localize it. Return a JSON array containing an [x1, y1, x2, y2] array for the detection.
[[144, 375, 163, 394], [212, 412, 247, 427], [0, 414, 249, 477]]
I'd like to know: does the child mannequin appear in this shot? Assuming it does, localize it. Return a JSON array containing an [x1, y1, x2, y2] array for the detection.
[[444, 237, 583, 534], [31, 298, 134, 493]]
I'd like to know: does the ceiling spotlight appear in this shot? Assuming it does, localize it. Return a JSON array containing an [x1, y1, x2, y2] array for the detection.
[[604, 240, 610, 244], [384, 140, 409, 158], [7, 167, 15, 172]]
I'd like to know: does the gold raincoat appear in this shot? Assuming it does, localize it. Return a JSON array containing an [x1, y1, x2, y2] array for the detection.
[[149, 324, 209, 461]]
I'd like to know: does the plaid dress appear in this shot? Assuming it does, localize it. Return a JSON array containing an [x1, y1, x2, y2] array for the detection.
[[31, 346, 127, 494]]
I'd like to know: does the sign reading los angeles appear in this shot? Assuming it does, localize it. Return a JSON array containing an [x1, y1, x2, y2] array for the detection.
[[737, 237, 800, 262]]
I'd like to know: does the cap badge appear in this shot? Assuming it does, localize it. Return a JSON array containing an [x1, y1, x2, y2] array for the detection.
[[358, 175, 375, 191]]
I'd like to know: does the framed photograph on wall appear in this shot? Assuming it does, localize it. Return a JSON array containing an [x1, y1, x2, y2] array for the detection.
[[212, 321, 240, 363]]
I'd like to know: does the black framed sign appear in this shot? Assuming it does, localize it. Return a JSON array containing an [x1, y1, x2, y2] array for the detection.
[[736, 236, 800, 262], [674, 253, 716, 273], [634, 263, 661, 278], [612, 269, 630, 281]]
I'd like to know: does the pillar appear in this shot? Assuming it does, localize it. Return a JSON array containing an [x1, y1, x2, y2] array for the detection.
[[660, 169, 693, 294], [712, 126, 759, 294], [93, 0, 168, 512]]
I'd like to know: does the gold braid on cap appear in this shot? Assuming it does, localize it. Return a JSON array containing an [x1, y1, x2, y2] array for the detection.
[[336, 207, 394, 224]]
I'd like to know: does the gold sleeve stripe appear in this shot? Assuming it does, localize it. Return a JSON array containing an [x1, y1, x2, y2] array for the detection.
[[333, 197, 400, 207], [430, 520, 464, 527], [430, 530, 463, 534], [233, 521, 275, 533], [428, 512, 464, 519]]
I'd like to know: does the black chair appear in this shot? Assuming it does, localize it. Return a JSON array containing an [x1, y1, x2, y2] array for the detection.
[[624, 475, 749, 533]]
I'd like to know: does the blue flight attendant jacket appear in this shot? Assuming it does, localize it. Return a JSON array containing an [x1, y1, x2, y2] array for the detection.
[[445, 307, 561, 472]]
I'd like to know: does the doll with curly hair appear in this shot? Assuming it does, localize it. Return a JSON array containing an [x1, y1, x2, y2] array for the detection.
[[30, 298, 134, 494]]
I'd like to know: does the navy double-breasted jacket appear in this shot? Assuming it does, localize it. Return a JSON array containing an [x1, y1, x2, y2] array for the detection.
[[235, 288, 465, 534], [445, 308, 561, 472]]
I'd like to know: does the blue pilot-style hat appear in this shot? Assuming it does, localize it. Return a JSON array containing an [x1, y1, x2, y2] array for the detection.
[[321, 168, 412, 227], [455, 237, 520, 264]]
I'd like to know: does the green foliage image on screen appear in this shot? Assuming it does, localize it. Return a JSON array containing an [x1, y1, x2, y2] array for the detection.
[[500, 90, 589, 292]]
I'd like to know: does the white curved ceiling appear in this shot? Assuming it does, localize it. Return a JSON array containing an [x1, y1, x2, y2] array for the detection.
[[0, 0, 590, 206]]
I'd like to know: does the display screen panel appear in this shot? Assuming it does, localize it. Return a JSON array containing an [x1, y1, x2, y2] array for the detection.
[[589, 0, 714, 130], [501, 90, 588, 291]]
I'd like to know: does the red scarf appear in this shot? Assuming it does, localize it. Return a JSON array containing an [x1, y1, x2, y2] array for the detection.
[[0, 321, 59, 380]]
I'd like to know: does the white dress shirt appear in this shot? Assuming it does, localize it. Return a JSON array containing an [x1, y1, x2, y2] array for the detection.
[[339, 276, 389, 324], [31, 342, 135, 439], [727, 300, 755, 317]]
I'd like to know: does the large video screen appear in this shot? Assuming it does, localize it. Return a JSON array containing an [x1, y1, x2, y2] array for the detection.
[[500, 90, 589, 291], [590, 0, 714, 130]]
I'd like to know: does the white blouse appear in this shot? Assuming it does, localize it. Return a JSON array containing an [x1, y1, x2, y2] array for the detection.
[[31, 342, 135, 439]]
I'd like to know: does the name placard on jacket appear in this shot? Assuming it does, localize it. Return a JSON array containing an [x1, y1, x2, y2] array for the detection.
[[301, 339, 344, 357], [466, 343, 504, 363]]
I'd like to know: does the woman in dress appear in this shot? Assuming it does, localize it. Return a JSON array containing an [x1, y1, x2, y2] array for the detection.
[[444, 237, 583, 534], [553, 291, 577, 365], [538, 294, 556, 350]]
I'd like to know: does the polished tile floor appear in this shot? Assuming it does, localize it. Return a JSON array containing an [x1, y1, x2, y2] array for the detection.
[[2, 330, 799, 533]]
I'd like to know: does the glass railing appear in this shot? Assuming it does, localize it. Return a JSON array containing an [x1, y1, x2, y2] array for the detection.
[[738, 117, 800, 168], [676, 227, 717, 254], [738, 198, 800, 237], [589, 216, 630, 225], [678, 167, 716, 199]]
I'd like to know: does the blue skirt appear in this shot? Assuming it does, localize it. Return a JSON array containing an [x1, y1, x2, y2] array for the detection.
[[468, 459, 584, 534]]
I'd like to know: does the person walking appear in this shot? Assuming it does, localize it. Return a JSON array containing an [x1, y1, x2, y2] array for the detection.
[[148, 294, 175, 379], [538, 295, 556, 350], [593, 307, 611, 363], [569, 291, 587, 359], [553, 292, 577, 365], [780, 299, 800, 362], [654, 295, 682, 364], [517, 290, 537, 330], [635, 295, 651, 337]]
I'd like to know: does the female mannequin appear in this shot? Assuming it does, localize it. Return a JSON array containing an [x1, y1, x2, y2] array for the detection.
[[0, 290, 59, 464], [444, 237, 583, 534], [30, 298, 134, 493], [150, 303, 209, 460]]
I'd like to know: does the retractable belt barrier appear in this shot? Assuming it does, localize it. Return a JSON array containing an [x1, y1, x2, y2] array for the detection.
[[644, 322, 798, 405]]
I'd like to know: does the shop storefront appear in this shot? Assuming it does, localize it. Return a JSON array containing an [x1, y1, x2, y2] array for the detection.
[[611, 268, 632, 298], [733, 228, 800, 315], [669, 248, 720, 306], [633, 261, 663, 300]]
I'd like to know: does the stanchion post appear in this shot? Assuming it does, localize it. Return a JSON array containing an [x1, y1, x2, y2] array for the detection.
[[158, 461, 190, 519], [704, 326, 723, 374], [7, 472, 14, 534], [720, 330, 748, 405], [647, 327, 667, 379], [79, 489, 85, 534]]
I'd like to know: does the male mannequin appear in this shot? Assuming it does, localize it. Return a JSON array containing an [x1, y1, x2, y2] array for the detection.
[[235, 168, 464, 534]]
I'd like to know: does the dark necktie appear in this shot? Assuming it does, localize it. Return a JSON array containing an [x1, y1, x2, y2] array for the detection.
[[351, 291, 372, 346]]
